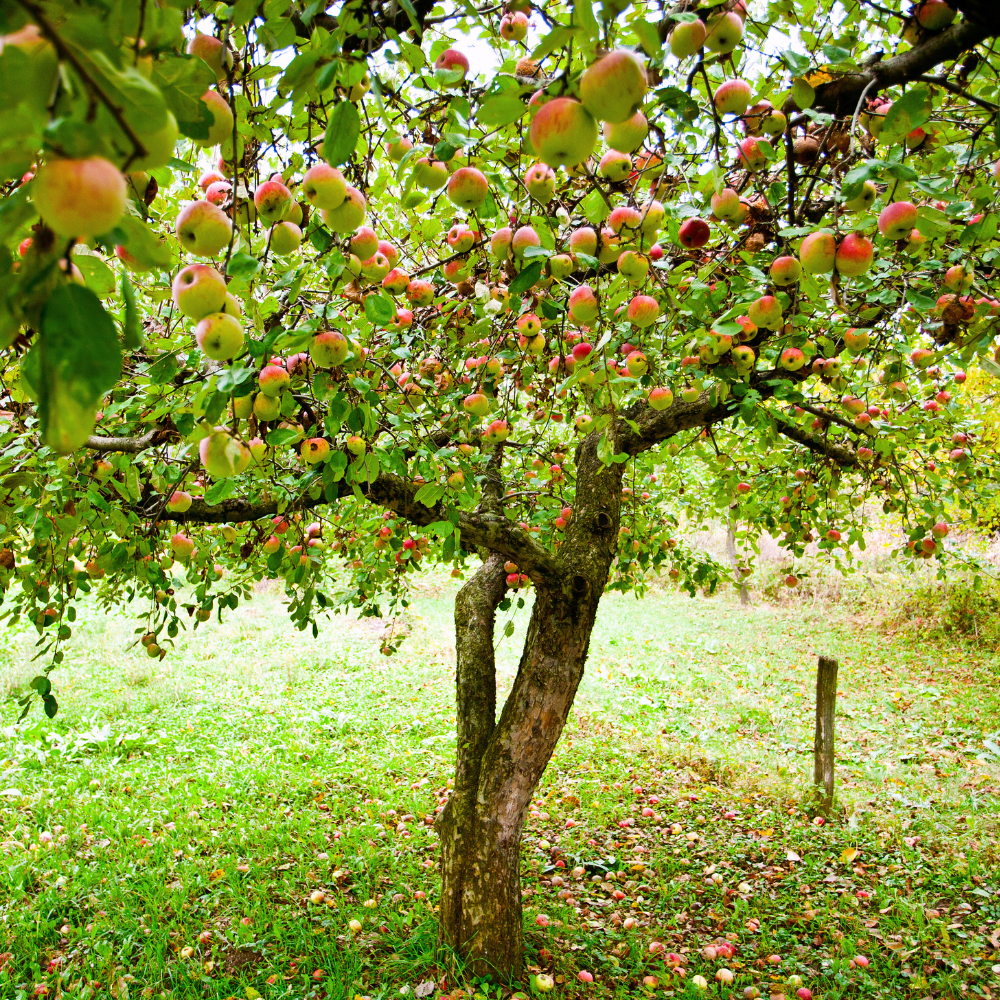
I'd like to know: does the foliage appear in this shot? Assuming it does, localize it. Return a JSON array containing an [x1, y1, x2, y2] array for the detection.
[[0, 0, 999, 708]]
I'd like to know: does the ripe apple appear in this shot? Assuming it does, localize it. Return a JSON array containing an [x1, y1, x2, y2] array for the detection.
[[193, 90, 234, 148], [579, 50, 646, 125], [843, 328, 870, 351], [835, 233, 874, 276], [799, 231, 837, 273], [301, 438, 330, 464], [844, 180, 877, 211], [568, 285, 599, 324], [669, 19, 706, 58], [33, 157, 127, 237], [617, 251, 649, 284], [603, 111, 648, 152], [200, 429, 250, 478], [187, 33, 228, 78], [500, 12, 529, 40], [171, 533, 195, 560], [258, 364, 290, 397], [569, 226, 598, 256], [387, 137, 413, 162], [176, 200, 232, 256], [704, 11, 744, 52], [167, 491, 192, 513], [678, 217, 711, 248], [748, 295, 783, 330], [736, 136, 768, 170], [627, 297, 658, 328], [447, 166, 489, 210], [715, 79, 752, 115], [434, 48, 469, 82], [321, 186, 366, 231], [529, 98, 598, 168], [710, 187, 741, 220], [878, 201, 918, 240], [407, 279, 435, 306], [512, 225, 541, 258], [267, 222, 302, 256], [412, 157, 450, 190], [916, 0, 956, 29], [302, 163, 346, 210], [770, 255, 802, 285], [195, 312, 244, 361], [254, 180, 291, 224], [944, 264, 973, 291]]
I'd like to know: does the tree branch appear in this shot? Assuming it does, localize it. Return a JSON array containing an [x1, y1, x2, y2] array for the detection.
[[772, 415, 859, 467], [809, 15, 993, 117], [85, 427, 175, 453]]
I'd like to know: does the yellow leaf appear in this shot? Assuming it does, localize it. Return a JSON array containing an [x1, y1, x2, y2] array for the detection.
[[841, 847, 859, 863], [209, 868, 225, 880]]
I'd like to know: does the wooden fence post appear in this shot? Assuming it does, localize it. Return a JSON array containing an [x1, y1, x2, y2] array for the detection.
[[814, 655, 839, 813]]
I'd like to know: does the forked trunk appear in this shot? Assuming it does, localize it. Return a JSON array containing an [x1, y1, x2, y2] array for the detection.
[[437, 436, 622, 977]]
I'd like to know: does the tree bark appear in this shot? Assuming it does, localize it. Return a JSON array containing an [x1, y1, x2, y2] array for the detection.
[[813, 655, 839, 814], [437, 434, 622, 977]]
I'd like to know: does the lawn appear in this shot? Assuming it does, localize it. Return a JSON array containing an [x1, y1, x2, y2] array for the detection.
[[2, 571, 999, 1000]]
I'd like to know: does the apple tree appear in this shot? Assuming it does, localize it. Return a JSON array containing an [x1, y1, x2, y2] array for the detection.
[[2, 0, 1000, 976]]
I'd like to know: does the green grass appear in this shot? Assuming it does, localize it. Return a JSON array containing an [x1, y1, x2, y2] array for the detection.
[[2, 572, 999, 999]]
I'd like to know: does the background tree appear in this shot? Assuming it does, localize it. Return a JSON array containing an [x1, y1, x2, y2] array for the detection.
[[2, 0, 1000, 976]]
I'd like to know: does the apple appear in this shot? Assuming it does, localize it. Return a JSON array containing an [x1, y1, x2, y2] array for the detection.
[[843, 328, 870, 351], [232, 394, 253, 419], [407, 279, 435, 306], [577, 971, 593, 983], [835, 233, 874, 276], [844, 180, 877, 211], [715, 78, 752, 115], [171, 533, 195, 560], [204, 180, 231, 206], [748, 294, 782, 329], [267, 222, 302, 256], [944, 264, 973, 291], [524, 162, 557, 202], [500, 12, 529, 40], [534, 975, 554, 992], [669, 18, 706, 58], [568, 285, 599, 324], [193, 90, 234, 148], [412, 157, 450, 190], [187, 33, 228, 78], [603, 111, 648, 152], [199, 169, 225, 192], [579, 50, 646, 125], [648, 386, 673, 410], [321, 186, 366, 231], [916, 0, 956, 29], [195, 312, 244, 360], [364, 253, 391, 282], [799, 231, 836, 273], [199, 429, 250, 478], [490, 227, 513, 258], [434, 48, 469, 82], [691, 975, 709, 990], [627, 297, 658, 328], [302, 163, 346, 211], [679, 217, 711, 248], [780, 347, 806, 371], [548, 253, 575, 279], [447, 166, 488, 209], [709, 187, 740, 220], [732, 345, 755, 372], [175, 200, 232, 256], [770, 255, 802, 285], [254, 180, 291, 224], [33, 157, 127, 237], [301, 438, 330, 464], [569, 226, 598, 256], [387, 137, 413, 162], [617, 251, 649, 284], [878, 201, 918, 240], [512, 225, 541, 258], [704, 11, 744, 52], [529, 98, 598, 168], [736, 136, 768, 170], [258, 365, 290, 397], [167, 491, 192, 513]]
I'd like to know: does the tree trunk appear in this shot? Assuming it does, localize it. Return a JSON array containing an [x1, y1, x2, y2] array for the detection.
[[437, 434, 622, 978], [725, 513, 750, 606]]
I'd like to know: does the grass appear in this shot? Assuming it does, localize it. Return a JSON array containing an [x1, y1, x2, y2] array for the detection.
[[1, 570, 999, 1000]]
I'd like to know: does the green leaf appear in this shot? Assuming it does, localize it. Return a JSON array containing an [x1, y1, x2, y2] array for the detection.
[[632, 20, 661, 58], [791, 78, 815, 110], [21, 285, 122, 453], [204, 479, 235, 504], [574, 0, 599, 41], [227, 251, 261, 280], [113, 215, 172, 270], [72, 251, 116, 297], [822, 44, 852, 63], [782, 50, 811, 75], [43, 695, 59, 719], [413, 482, 447, 508], [266, 427, 302, 446], [154, 54, 215, 140], [580, 188, 610, 226], [364, 294, 395, 324], [322, 101, 361, 166], [880, 85, 932, 146], [477, 95, 527, 129], [121, 274, 142, 350], [0, 184, 35, 243], [509, 261, 543, 295]]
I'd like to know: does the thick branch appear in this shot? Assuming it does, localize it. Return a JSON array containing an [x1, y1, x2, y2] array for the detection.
[[772, 415, 859, 467], [149, 469, 564, 584], [810, 15, 992, 117], [85, 427, 174, 453]]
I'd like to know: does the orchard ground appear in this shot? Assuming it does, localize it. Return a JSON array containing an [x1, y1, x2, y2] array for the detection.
[[2, 563, 1000, 1000]]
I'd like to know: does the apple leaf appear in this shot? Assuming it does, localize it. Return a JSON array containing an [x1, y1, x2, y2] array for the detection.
[[120, 274, 142, 350], [414, 482, 447, 508], [21, 285, 122, 453], [575, 0, 598, 40], [477, 95, 527, 129], [322, 101, 361, 167], [880, 85, 932, 146], [509, 261, 543, 294]]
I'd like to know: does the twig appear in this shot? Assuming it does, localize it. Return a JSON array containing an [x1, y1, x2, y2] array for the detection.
[[85, 427, 174, 453], [849, 76, 880, 158], [918, 74, 999, 111]]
